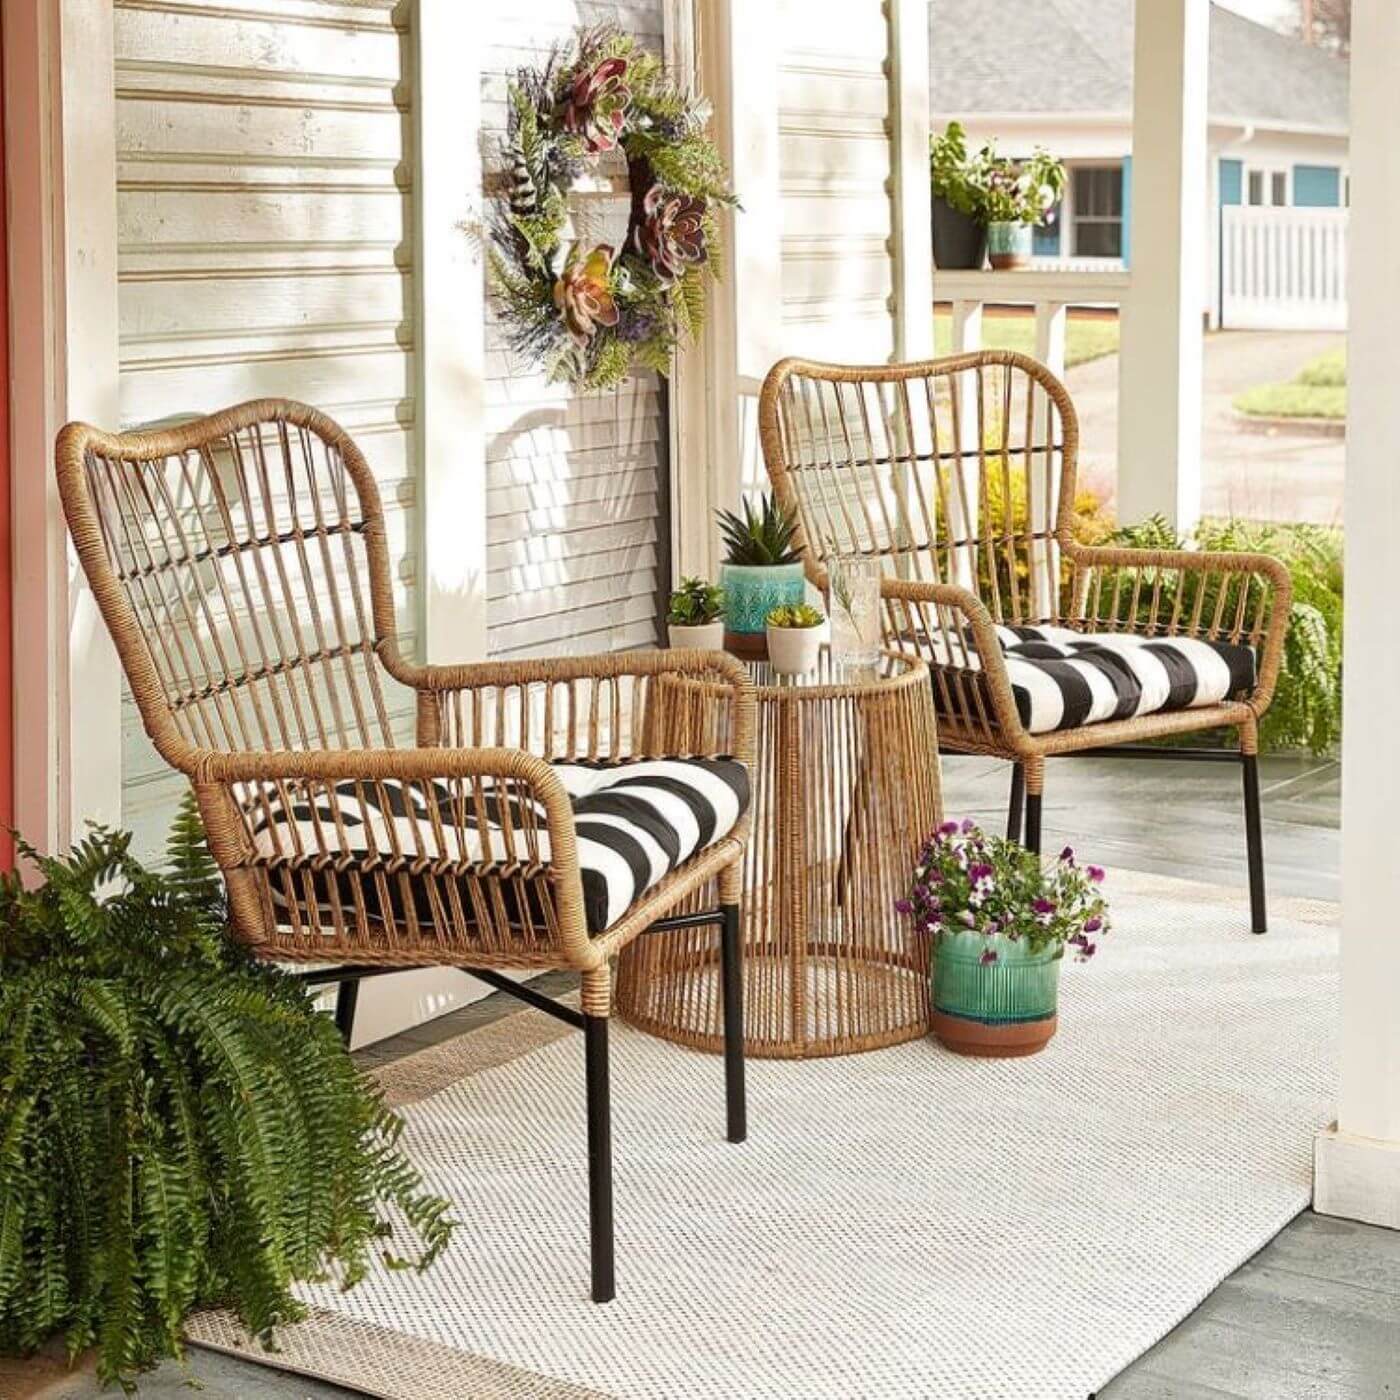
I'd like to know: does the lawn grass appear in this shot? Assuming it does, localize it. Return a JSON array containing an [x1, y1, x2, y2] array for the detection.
[[1234, 346, 1347, 420], [932, 309, 1120, 368]]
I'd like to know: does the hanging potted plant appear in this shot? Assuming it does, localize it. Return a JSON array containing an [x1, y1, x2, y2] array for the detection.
[[666, 575, 726, 649], [983, 146, 1065, 270], [765, 602, 826, 677], [929, 121, 990, 271], [716, 493, 806, 659], [901, 819, 1109, 1058]]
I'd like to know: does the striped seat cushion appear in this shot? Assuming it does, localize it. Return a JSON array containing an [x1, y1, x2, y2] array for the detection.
[[237, 756, 750, 935], [991, 624, 1257, 734]]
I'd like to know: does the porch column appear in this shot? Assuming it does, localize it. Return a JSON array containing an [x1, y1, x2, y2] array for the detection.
[[669, 0, 781, 575], [1115, 0, 1208, 531], [1313, 0, 1400, 1231]]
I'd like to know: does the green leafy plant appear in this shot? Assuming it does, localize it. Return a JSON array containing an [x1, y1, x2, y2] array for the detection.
[[929, 120, 991, 216], [716, 494, 802, 567], [901, 819, 1110, 961], [981, 145, 1065, 226], [766, 602, 824, 629], [0, 798, 453, 1392], [666, 576, 725, 625], [1110, 516, 1343, 755]]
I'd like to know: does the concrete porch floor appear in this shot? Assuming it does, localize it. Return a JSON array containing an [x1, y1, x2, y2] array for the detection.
[[23, 751, 1395, 1400]]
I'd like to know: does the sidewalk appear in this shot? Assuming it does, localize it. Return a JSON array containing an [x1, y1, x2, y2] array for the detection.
[[1070, 329, 1346, 526]]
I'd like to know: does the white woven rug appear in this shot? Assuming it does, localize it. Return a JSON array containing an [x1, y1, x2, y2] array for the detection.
[[189, 869, 1340, 1400]]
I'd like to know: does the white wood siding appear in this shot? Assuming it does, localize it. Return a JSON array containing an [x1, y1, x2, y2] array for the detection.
[[777, 2, 896, 364], [114, 0, 418, 857], [483, 0, 668, 660]]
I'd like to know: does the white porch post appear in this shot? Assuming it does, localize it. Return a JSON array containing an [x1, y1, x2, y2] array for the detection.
[[1115, 0, 1208, 532], [5, 0, 122, 848], [1313, 0, 1400, 1231], [888, 0, 933, 364]]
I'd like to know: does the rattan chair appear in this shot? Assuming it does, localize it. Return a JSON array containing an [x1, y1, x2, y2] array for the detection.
[[55, 398, 756, 1304], [759, 352, 1291, 933]]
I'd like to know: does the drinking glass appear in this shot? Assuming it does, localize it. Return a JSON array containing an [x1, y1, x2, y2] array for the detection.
[[826, 555, 882, 668]]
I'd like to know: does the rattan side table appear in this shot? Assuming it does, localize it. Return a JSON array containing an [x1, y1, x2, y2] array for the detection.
[[616, 648, 942, 1058]]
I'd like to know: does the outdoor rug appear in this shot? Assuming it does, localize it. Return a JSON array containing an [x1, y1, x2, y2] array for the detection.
[[187, 869, 1340, 1400]]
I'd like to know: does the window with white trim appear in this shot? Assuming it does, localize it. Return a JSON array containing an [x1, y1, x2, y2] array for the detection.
[[1246, 166, 1288, 207], [1070, 165, 1123, 259]]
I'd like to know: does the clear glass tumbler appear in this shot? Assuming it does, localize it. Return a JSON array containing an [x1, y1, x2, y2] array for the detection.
[[826, 554, 883, 668]]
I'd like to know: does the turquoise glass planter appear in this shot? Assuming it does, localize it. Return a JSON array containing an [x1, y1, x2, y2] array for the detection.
[[719, 561, 806, 636], [931, 930, 1062, 1057]]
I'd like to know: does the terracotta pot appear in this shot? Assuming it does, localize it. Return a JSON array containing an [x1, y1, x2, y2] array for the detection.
[[667, 620, 725, 651], [930, 931, 1061, 1058], [765, 624, 823, 677]]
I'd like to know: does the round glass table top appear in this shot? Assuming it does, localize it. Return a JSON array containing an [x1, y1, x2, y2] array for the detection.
[[742, 645, 925, 696]]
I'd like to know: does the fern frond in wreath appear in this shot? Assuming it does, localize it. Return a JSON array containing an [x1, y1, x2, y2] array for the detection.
[[488, 23, 736, 392]]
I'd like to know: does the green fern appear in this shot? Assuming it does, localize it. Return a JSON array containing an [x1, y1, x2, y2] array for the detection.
[[0, 793, 454, 1391]]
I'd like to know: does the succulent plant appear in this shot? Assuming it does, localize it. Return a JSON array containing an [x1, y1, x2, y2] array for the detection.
[[667, 576, 725, 625], [766, 602, 824, 629], [560, 55, 631, 154], [635, 185, 708, 281], [553, 243, 619, 346], [716, 493, 802, 567]]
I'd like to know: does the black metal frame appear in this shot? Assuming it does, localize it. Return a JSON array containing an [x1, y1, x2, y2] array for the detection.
[[295, 901, 747, 1304], [996, 744, 1267, 935]]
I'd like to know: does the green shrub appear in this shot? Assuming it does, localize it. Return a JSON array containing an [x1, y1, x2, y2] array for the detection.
[[0, 798, 453, 1391], [1111, 516, 1343, 754], [1296, 347, 1347, 387]]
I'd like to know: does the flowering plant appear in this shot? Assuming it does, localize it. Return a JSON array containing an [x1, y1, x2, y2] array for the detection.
[[899, 819, 1109, 963], [980, 146, 1066, 226]]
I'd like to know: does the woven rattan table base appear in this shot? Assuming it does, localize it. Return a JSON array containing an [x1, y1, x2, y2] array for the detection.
[[617, 650, 942, 1057]]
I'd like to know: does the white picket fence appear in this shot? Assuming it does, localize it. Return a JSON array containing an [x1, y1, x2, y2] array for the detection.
[[1219, 205, 1348, 331]]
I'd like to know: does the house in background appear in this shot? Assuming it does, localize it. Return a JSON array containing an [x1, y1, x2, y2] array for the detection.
[[930, 0, 1349, 321]]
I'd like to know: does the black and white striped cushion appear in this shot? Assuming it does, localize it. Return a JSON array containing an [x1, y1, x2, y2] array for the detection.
[[992, 624, 1256, 734], [237, 756, 750, 934]]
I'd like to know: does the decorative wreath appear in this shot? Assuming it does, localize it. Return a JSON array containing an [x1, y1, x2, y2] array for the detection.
[[488, 26, 735, 392]]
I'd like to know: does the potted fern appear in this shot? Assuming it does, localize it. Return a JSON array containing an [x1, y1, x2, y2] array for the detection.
[[901, 819, 1110, 1058], [716, 493, 806, 658], [765, 602, 826, 677], [0, 799, 453, 1391], [666, 576, 726, 650]]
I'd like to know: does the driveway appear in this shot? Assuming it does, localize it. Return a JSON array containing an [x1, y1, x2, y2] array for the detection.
[[1069, 329, 1346, 527]]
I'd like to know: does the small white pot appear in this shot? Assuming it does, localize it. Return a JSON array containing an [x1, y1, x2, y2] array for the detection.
[[766, 624, 823, 677], [667, 620, 725, 651]]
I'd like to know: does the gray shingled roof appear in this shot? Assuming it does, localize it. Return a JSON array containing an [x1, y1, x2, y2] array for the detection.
[[929, 0, 1349, 133]]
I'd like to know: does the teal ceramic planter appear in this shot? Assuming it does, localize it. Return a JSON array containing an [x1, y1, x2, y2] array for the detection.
[[987, 220, 1033, 270], [931, 930, 1061, 1057], [720, 562, 806, 655]]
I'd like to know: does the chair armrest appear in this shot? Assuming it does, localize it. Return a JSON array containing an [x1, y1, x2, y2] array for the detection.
[[879, 576, 1029, 744], [386, 648, 756, 770], [189, 745, 597, 966], [1063, 543, 1293, 710]]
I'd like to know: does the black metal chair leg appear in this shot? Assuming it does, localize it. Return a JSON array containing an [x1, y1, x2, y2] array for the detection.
[[1007, 763, 1025, 841], [333, 979, 360, 1045], [1024, 791, 1043, 855], [584, 1014, 616, 1303], [1242, 752, 1267, 934], [719, 902, 747, 1144]]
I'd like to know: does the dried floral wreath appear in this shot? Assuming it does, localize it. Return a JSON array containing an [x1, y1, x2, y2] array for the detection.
[[488, 26, 735, 392]]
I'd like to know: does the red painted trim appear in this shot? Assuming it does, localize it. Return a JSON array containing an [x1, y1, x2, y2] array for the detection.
[[0, 16, 13, 868]]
